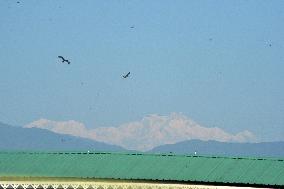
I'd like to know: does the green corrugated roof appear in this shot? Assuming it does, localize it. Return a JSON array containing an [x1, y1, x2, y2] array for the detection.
[[0, 151, 283, 187]]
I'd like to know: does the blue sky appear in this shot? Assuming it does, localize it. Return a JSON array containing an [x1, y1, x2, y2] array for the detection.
[[0, 0, 283, 142]]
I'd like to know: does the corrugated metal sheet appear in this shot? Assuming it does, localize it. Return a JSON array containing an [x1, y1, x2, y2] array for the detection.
[[0, 151, 283, 187]]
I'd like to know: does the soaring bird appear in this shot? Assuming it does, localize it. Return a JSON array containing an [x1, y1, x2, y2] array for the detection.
[[58, 56, 71, 64], [122, 72, 130, 78]]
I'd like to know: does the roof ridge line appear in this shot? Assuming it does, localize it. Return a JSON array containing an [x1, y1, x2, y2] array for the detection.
[[0, 150, 283, 161]]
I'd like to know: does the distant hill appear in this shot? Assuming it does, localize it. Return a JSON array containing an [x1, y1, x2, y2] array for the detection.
[[0, 122, 125, 151], [149, 139, 284, 158]]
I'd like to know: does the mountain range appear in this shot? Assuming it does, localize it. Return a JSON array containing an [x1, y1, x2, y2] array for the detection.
[[25, 114, 256, 151], [0, 122, 125, 151], [150, 139, 284, 158], [1, 121, 284, 158]]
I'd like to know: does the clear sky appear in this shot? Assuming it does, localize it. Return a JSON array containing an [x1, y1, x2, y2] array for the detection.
[[0, 0, 283, 142]]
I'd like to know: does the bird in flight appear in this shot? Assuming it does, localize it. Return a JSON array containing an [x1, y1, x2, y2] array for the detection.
[[58, 56, 70, 64], [122, 72, 130, 79]]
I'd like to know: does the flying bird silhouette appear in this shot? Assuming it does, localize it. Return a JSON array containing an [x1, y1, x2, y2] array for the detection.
[[123, 72, 130, 78], [58, 56, 70, 64]]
